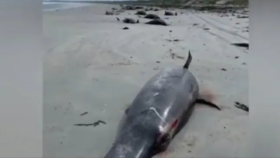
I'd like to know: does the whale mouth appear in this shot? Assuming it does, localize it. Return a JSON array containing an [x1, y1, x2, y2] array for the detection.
[[104, 107, 167, 158], [104, 132, 156, 158], [104, 140, 155, 158], [104, 123, 159, 158]]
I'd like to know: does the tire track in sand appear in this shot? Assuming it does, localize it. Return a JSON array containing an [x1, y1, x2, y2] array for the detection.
[[194, 14, 248, 41], [188, 13, 248, 53]]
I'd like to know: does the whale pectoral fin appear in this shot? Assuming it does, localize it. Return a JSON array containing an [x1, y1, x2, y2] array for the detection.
[[124, 103, 131, 115], [125, 107, 130, 114], [196, 99, 221, 111]]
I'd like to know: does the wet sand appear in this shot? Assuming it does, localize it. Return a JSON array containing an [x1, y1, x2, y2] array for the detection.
[[44, 4, 249, 157]]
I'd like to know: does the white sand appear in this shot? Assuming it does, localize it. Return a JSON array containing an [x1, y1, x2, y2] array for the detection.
[[44, 4, 249, 157]]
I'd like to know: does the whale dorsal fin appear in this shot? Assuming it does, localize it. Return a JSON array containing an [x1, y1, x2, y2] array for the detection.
[[183, 51, 192, 69]]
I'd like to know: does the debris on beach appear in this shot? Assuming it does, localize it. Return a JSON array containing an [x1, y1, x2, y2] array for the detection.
[[156, 61, 161, 63], [74, 120, 106, 127], [80, 112, 88, 116], [221, 68, 227, 71], [122, 18, 139, 24], [170, 53, 184, 59], [135, 10, 147, 15], [232, 43, 249, 49], [203, 28, 210, 30], [146, 19, 168, 26], [123, 27, 129, 30], [235, 102, 249, 112], [144, 14, 160, 19], [171, 53, 175, 59], [116, 17, 120, 21], [166, 39, 180, 42], [235, 56, 239, 59]]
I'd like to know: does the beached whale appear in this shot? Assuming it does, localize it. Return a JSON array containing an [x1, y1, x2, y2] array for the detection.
[[104, 51, 221, 158]]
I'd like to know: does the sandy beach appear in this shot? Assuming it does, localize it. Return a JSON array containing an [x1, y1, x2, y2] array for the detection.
[[44, 4, 249, 157]]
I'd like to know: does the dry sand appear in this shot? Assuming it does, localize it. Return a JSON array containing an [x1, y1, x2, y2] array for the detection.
[[44, 4, 249, 157]]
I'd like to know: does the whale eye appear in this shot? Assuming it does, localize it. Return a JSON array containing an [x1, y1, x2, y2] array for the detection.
[[161, 133, 171, 144], [154, 133, 171, 154], [156, 119, 179, 149]]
